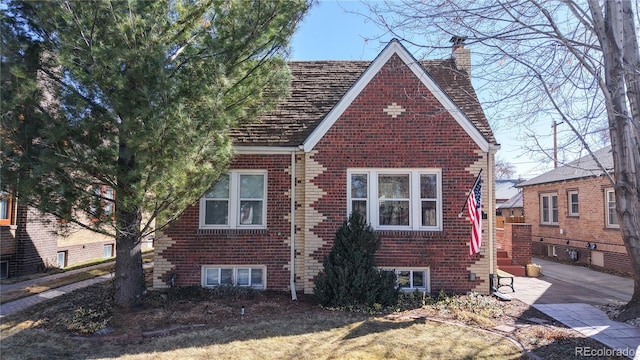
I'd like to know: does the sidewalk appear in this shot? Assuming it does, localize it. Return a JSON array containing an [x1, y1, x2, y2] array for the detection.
[[0, 261, 152, 319], [508, 258, 639, 359]]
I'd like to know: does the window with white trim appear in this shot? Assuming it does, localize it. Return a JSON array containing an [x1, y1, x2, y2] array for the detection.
[[201, 266, 265, 289], [384, 267, 430, 292], [200, 171, 266, 229], [103, 244, 114, 258], [605, 189, 619, 228], [347, 169, 442, 231], [540, 193, 558, 225], [567, 191, 579, 216]]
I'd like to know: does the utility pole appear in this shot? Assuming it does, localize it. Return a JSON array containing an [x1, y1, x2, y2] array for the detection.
[[552, 120, 564, 168]]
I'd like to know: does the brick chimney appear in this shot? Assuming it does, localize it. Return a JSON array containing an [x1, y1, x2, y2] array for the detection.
[[450, 36, 471, 76]]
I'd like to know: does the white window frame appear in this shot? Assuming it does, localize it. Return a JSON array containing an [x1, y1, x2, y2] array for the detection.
[[201, 265, 266, 289], [347, 169, 443, 231], [540, 193, 558, 225], [199, 170, 267, 229], [605, 189, 619, 228], [57, 251, 67, 268], [103, 244, 114, 258], [567, 190, 579, 217], [383, 267, 430, 293]]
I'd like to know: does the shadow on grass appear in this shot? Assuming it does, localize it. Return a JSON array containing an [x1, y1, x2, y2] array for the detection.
[[0, 284, 525, 360]]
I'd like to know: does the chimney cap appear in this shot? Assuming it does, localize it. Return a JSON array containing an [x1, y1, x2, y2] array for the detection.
[[449, 36, 467, 45]]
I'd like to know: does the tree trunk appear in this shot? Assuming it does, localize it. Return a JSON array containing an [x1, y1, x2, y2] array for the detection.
[[113, 207, 145, 308], [599, 0, 640, 320], [114, 140, 145, 308], [615, 0, 640, 320]]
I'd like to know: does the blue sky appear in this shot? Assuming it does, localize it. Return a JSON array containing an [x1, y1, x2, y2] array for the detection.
[[290, 1, 552, 179]]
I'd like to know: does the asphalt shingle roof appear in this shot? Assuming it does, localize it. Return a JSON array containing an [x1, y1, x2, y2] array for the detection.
[[517, 146, 613, 187], [229, 58, 496, 147]]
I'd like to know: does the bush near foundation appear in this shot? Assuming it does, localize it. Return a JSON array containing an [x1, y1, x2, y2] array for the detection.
[[314, 212, 399, 308]]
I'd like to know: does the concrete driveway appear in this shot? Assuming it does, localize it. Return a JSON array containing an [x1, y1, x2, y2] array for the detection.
[[506, 257, 633, 306]]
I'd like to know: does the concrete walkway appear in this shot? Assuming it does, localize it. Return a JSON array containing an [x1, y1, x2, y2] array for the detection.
[[507, 258, 638, 359], [0, 261, 152, 319]]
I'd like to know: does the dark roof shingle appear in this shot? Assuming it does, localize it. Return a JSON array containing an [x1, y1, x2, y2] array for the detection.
[[230, 58, 496, 147]]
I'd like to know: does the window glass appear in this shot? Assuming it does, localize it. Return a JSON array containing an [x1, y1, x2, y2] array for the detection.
[[420, 174, 437, 198], [206, 268, 219, 286], [251, 268, 263, 286], [0, 197, 8, 220], [378, 174, 409, 198], [239, 174, 264, 198], [205, 201, 228, 225], [220, 269, 233, 285], [412, 271, 425, 287], [351, 174, 368, 198], [542, 196, 549, 223], [607, 190, 618, 226], [552, 195, 558, 223], [569, 192, 579, 215], [237, 269, 250, 286], [379, 200, 410, 225], [421, 201, 437, 227], [207, 175, 229, 198], [397, 271, 410, 288], [351, 174, 368, 218]]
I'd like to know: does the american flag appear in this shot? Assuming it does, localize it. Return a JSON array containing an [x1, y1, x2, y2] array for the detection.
[[467, 175, 482, 256]]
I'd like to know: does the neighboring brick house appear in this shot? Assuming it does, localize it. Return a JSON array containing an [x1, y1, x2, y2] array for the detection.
[[153, 39, 500, 296], [0, 191, 152, 278], [517, 146, 632, 275]]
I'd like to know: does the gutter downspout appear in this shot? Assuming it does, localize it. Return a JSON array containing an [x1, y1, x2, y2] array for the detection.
[[488, 144, 499, 292], [290, 152, 298, 301]]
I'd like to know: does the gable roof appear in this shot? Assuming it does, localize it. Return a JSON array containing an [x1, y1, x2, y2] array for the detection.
[[495, 179, 520, 201], [230, 39, 496, 151], [497, 191, 523, 209], [518, 146, 614, 187]]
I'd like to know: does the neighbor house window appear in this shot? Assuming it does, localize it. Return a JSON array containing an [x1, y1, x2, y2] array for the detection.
[[199, 171, 266, 229], [605, 189, 618, 228], [57, 251, 67, 268], [0, 260, 8, 278], [384, 267, 430, 292], [90, 185, 115, 221], [347, 169, 442, 231], [0, 192, 12, 226], [540, 193, 558, 225], [201, 266, 265, 289], [103, 244, 114, 258], [567, 191, 579, 217]]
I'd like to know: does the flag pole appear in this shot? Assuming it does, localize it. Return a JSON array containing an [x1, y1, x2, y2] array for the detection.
[[458, 169, 483, 218]]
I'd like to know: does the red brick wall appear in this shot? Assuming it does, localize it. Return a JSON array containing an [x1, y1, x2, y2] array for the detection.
[[159, 54, 493, 294], [308, 54, 488, 294], [510, 223, 531, 266], [523, 176, 630, 273], [14, 205, 59, 275], [158, 154, 293, 288]]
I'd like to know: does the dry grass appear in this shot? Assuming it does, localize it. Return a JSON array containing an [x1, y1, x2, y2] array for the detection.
[[1, 315, 522, 360]]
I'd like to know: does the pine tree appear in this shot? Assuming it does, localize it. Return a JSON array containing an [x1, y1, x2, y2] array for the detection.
[[314, 212, 399, 308], [1, 0, 309, 307]]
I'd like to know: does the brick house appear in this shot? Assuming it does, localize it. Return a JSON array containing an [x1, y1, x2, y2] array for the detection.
[[517, 146, 632, 275], [153, 39, 500, 296], [0, 192, 152, 278]]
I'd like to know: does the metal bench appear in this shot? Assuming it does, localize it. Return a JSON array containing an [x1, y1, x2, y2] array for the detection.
[[496, 269, 515, 292]]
